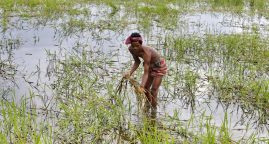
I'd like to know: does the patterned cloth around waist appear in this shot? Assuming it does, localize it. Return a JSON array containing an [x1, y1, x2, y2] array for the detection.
[[150, 58, 167, 77]]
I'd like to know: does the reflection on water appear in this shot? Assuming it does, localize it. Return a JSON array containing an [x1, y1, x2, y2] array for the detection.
[[0, 4, 269, 142]]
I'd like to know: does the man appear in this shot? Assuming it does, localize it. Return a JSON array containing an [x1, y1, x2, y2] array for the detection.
[[124, 32, 167, 111]]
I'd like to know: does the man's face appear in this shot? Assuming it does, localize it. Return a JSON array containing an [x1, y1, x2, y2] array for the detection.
[[130, 37, 141, 47]]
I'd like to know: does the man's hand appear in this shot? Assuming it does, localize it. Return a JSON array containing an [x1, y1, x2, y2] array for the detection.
[[137, 86, 146, 94], [123, 71, 131, 79]]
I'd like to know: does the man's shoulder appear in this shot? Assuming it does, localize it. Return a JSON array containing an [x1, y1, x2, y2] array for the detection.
[[142, 45, 155, 51], [143, 45, 153, 48], [144, 45, 158, 53]]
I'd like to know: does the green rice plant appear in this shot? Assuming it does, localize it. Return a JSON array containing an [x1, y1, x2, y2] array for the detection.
[[208, 0, 244, 12], [134, 2, 181, 30], [158, 9, 179, 29], [168, 33, 268, 71], [202, 118, 217, 144], [165, 36, 201, 62], [249, 0, 267, 13], [0, 0, 268, 22], [0, 92, 52, 144], [184, 69, 199, 95], [219, 113, 232, 143], [51, 49, 130, 143], [167, 33, 268, 109], [136, 6, 154, 32], [1, 10, 9, 32], [248, 80, 269, 109], [103, 0, 119, 16], [0, 0, 88, 20], [136, 118, 175, 144], [0, 0, 15, 10]]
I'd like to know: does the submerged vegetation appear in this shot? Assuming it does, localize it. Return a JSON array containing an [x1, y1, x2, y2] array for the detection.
[[0, 0, 269, 143]]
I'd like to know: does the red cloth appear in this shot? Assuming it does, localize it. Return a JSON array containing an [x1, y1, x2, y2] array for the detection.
[[151, 58, 167, 77], [125, 36, 143, 45], [125, 36, 131, 44]]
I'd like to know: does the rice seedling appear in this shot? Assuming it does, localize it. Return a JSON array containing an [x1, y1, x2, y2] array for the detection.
[[219, 112, 232, 143], [209, 0, 244, 11], [136, 120, 175, 144], [202, 117, 217, 144], [0, 92, 52, 144]]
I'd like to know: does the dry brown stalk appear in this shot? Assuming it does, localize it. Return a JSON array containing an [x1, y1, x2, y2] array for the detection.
[[116, 77, 152, 109]]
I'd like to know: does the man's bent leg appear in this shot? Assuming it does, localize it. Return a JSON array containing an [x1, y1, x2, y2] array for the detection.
[[144, 75, 153, 111], [144, 74, 153, 101], [151, 76, 163, 109]]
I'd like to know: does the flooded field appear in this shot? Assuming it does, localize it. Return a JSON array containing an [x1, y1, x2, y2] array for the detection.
[[0, 0, 269, 143]]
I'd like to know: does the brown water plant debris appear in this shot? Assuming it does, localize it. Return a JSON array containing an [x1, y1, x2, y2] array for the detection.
[[116, 77, 151, 110]]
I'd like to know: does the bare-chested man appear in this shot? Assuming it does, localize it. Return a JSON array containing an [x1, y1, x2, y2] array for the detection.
[[124, 32, 167, 111]]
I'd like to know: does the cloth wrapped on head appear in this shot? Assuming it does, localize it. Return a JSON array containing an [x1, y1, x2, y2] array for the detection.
[[125, 34, 143, 45]]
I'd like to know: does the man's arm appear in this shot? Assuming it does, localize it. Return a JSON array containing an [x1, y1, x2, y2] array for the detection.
[[129, 50, 141, 76]]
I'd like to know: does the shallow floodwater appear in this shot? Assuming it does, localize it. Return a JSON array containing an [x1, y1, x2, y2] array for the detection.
[[1, 5, 269, 142]]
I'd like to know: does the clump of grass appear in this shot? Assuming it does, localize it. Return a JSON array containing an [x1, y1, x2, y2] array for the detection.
[[202, 117, 217, 143], [136, 3, 180, 30], [184, 69, 199, 95], [219, 113, 232, 143], [137, 120, 175, 143], [249, 0, 268, 15], [0, 93, 52, 143]]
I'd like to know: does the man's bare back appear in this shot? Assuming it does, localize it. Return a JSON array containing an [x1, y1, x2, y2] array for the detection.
[[128, 45, 160, 67]]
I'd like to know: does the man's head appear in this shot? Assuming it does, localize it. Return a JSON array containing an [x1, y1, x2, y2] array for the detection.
[[125, 32, 143, 45]]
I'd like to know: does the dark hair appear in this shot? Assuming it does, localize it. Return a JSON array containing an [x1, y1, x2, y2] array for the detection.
[[130, 32, 141, 38], [130, 32, 142, 44]]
